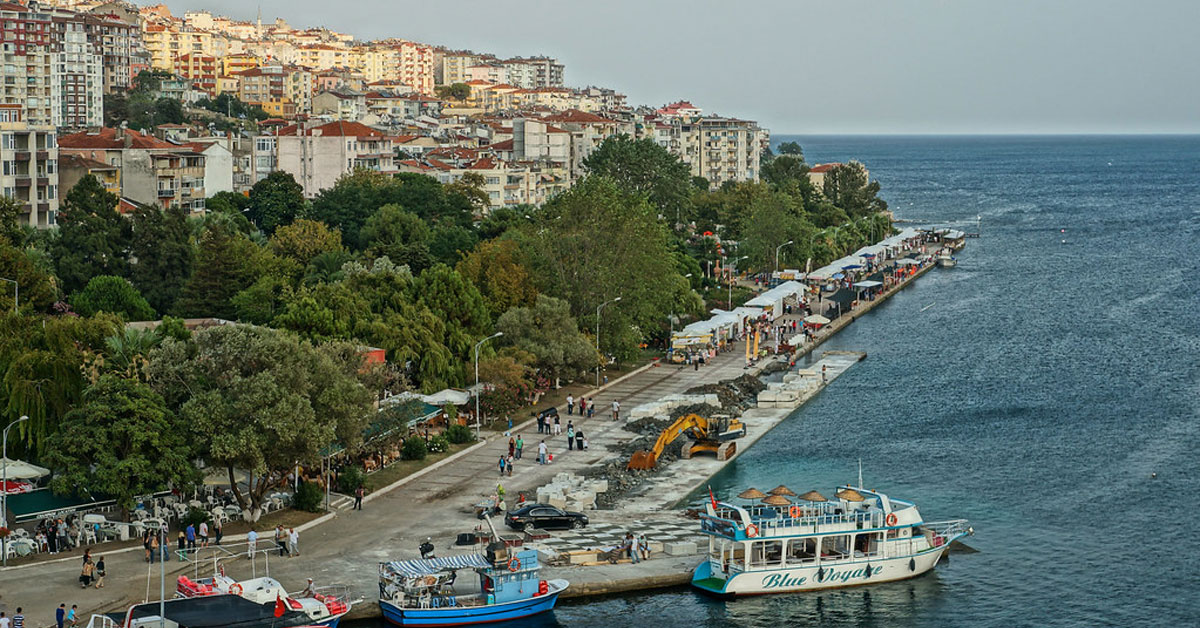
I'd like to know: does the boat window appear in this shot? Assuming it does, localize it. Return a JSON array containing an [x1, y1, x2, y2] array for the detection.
[[749, 540, 783, 568], [785, 537, 818, 565], [854, 532, 882, 558], [821, 534, 851, 560], [725, 542, 747, 570]]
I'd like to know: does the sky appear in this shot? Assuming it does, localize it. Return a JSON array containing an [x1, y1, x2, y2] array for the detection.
[[155, 0, 1200, 134]]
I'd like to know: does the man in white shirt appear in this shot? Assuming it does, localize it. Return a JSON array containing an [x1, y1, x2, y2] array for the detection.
[[611, 400, 620, 421], [1, 610, 12, 628], [537, 440, 548, 465], [246, 529, 258, 558], [198, 521, 209, 548], [288, 527, 299, 557]]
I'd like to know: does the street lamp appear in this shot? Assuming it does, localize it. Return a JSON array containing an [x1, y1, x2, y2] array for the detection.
[[0, 278, 16, 314], [775, 240, 794, 273], [2, 414, 30, 567], [474, 332, 503, 438], [728, 256, 747, 309], [595, 297, 621, 386]]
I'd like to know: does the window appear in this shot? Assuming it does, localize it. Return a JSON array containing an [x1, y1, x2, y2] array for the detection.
[[749, 540, 783, 568], [786, 537, 819, 565]]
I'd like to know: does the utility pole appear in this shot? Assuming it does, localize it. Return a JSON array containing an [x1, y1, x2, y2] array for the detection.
[[595, 297, 621, 386], [2, 415, 29, 567], [775, 240, 794, 273], [474, 332, 503, 438]]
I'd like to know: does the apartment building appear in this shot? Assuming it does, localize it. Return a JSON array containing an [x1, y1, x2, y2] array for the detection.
[[82, 13, 139, 95], [312, 89, 366, 121], [58, 127, 207, 213], [58, 152, 119, 196], [364, 91, 442, 123], [539, 109, 625, 178], [175, 52, 216, 94], [236, 65, 313, 117], [0, 104, 58, 228], [510, 117, 570, 165], [274, 120, 395, 197], [142, 23, 214, 72], [651, 115, 766, 188]]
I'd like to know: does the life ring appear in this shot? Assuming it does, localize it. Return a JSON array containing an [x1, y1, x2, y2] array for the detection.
[[788, 506, 801, 518], [507, 556, 520, 572], [229, 583, 243, 596], [885, 513, 898, 526], [745, 524, 759, 538]]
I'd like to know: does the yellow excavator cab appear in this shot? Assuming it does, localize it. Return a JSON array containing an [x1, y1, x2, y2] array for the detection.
[[627, 413, 746, 470]]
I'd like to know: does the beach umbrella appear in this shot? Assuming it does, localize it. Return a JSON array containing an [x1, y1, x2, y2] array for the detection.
[[835, 488, 865, 502], [798, 490, 828, 502], [803, 315, 831, 325], [761, 495, 792, 506], [738, 488, 767, 500], [0, 457, 50, 480], [768, 485, 797, 497]]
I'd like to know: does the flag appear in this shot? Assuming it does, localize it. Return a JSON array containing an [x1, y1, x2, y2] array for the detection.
[[274, 595, 285, 618], [708, 485, 718, 511]]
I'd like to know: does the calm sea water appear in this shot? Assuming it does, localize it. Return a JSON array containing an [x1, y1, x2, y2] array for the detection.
[[351, 136, 1200, 627]]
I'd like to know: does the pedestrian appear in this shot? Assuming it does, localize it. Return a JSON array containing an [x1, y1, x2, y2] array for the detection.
[[639, 534, 650, 561], [694, 355, 699, 370], [213, 519, 223, 546], [498, 455, 506, 476], [274, 525, 287, 557], [535, 412, 544, 434], [505, 454, 514, 477], [11, 608, 22, 628], [578, 397, 586, 416], [185, 522, 196, 550], [699, 353, 706, 367], [611, 400, 620, 421], [94, 556, 105, 588], [148, 532, 159, 564], [66, 605, 77, 627], [575, 429, 584, 451], [623, 532, 635, 561], [582, 434, 590, 450], [246, 528, 258, 559], [79, 556, 94, 588], [47, 523, 58, 554], [566, 421, 575, 451], [552, 414, 561, 435], [55, 604, 65, 628], [515, 434, 524, 460], [630, 534, 641, 564], [821, 364, 828, 383], [508, 437, 515, 458], [587, 399, 595, 418], [566, 394, 574, 415], [538, 440, 547, 465], [288, 527, 299, 557], [177, 530, 187, 560], [0, 611, 8, 628], [354, 485, 364, 510], [198, 520, 209, 548]]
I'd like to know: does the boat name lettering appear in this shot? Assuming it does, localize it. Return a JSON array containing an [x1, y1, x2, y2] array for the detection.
[[760, 565, 884, 588]]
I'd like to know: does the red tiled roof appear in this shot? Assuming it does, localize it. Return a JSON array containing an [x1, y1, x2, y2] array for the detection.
[[425, 158, 453, 171], [58, 128, 177, 150], [488, 139, 514, 151], [278, 121, 385, 138], [808, 163, 842, 173], [58, 154, 117, 171], [543, 109, 614, 124], [468, 157, 496, 170]]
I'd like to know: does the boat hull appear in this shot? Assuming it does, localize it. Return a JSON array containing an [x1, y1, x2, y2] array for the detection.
[[380, 579, 567, 627], [692, 547, 949, 596]]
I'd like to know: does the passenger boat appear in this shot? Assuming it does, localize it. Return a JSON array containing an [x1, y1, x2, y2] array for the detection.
[[692, 485, 972, 596], [936, 249, 957, 267], [378, 548, 568, 626], [173, 572, 351, 626]]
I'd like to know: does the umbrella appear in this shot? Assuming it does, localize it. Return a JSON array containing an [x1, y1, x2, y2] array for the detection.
[[768, 485, 797, 497], [761, 495, 792, 506], [798, 490, 828, 502], [803, 315, 831, 325], [0, 457, 50, 480], [737, 488, 767, 500], [835, 488, 865, 502]]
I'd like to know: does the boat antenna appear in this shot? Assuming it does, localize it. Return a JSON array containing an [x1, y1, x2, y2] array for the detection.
[[858, 458, 864, 488]]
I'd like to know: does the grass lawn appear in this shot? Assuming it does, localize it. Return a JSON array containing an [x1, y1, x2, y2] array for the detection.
[[364, 441, 475, 491]]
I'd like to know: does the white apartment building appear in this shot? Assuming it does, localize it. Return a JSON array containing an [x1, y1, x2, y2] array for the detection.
[[275, 120, 396, 197], [0, 104, 59, 228]]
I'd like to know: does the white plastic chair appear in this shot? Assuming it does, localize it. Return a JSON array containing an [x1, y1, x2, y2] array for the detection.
[[83, 528, 98, 545]]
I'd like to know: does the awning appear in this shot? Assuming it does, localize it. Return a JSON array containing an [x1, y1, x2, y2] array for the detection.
[[0, 457, 50, 480], [383, 554, 491, 578], [803, 315, 831, 325], [1, 479, 34, 495], [423, 389, 471, 406], [853, 280, 883, 288]]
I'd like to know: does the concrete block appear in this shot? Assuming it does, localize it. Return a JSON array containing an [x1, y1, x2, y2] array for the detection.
[[646, 540, 665, 554], [589, 480, 609, 493], [568, 550, 599, 564], [664, 541, 698, 556], [547, 495, 567, 509]]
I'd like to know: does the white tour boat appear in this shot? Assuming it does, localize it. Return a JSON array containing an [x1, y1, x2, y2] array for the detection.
[[692, 485, 972, 596]]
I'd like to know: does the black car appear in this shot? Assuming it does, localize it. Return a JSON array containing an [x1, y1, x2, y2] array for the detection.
[[505, 503, 589, 531]]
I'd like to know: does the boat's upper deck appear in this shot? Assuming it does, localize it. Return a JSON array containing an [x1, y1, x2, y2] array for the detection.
[[700, 486, 920, 540]]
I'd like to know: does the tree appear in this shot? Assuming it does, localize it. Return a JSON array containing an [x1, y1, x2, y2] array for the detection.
[[429, 224, 478, 266], [411, 264, 491, 386], [51, 175, 130, 295], [42, 375, 196, 518], [761, 155, 809, 188], [777, 141, 804, 157], [434, 83, 470, 101], [128, 203, 194, 315], [247, 171, 305, 235], [153, 98, 185, 125], [496, 295, 596, 383], [583, 134, 693, 225], [310, 170, 403, 250], [175, 223, 263, 319], [69, 275, 155, 321], [0, 236, 57, 313], [738, 193, 814, 271], [444, 172, 490, 216], [476, 206, 531, 241], [269, 218, 344, 266], [361, 204, 432, 273], [147, 325, 374, 520], [823, 161, 888, 218], [456, 239, 538, 319]]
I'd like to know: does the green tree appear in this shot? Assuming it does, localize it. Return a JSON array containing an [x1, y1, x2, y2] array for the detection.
[[0, 196, 29, 246], [761, 155, 809, 188], [476, 206, 531, 241], [43, 375, 196, 518], [129, 203, 194, 315], [231, 275, 294, 325], [268, 218, 344, 266], [303, 250, 353, 285], [429, 224, 478, 266], [823, 161, 888, 218], [247, 171, 305, 235], [51, 175, 130, 295], [777, 141, 804, 157], [496, 295, 596, 383], [434, 83, 470, 101], [153, 98, 185, 125], [0, 236, 57, 313], [69, 275, 155, 321], [361, 204, 432, 272], [455, 239, 538, 320], [175, 223, 263, 319], [147, 325, 374, 520], [583, 134, 693, 225], [444, 172, 490, 216]]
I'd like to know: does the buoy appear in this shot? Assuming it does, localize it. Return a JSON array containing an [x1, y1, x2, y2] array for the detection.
[[864, 563, 871, 578], [1151, 472, 1157, 479], [909, 558, 916, 572], [816, 567, 825, 582]]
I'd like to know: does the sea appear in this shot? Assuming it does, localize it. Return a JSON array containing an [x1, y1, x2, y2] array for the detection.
[[349, 135, 1200, 627]]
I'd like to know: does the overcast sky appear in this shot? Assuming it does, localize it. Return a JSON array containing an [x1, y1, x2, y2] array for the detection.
[[156, 0, 1200, 134]]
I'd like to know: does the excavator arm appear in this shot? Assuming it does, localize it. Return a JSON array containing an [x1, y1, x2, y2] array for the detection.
[[629, 414, 733, 470]]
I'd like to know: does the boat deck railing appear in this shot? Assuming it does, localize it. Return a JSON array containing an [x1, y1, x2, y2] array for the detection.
[[924, 519, 971, 541], [85, 615, 119, 628], [704, 505, 888, 538]]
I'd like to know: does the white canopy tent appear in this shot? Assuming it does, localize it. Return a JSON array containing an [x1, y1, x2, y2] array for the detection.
[[743, 281, 805, 320]]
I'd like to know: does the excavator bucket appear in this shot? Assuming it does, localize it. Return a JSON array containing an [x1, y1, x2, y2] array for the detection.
[[627, 450, 656, 470]]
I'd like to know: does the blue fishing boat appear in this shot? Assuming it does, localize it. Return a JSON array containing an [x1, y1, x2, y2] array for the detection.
[[378, 550, 567, 627]]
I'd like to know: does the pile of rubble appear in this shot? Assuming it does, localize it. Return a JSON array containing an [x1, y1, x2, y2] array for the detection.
[[684, 374, 766, 411], [628, 393, 720, 420], [534, 472, 609, 511]]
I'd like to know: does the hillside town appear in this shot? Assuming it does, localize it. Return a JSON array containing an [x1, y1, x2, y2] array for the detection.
[[1, 0, 769, 226]]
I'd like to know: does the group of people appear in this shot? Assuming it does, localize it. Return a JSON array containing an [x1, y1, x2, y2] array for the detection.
[[0, 604, 80, 628], [30, 518, 77, 555], [623, 532, 650, 564], [564, 395, 596, 417], [76, 550, 104, 589]]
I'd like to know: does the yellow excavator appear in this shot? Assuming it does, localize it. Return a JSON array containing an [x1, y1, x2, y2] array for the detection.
[[627, 413, 747, 470]]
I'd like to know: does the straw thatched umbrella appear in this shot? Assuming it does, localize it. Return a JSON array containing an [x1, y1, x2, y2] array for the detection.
[[835, 488, 865, 502], [738, 487, 767, 500], [761, 494, 792, 506], [798, 490, 828, 502], [768, 485, 797, 497]]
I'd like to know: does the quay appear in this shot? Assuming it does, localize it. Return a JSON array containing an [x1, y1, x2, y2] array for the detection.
[[0, 239, 956, 626]]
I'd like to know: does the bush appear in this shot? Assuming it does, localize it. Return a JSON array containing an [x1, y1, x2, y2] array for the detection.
[[337, 466, 366, 494], [293, 481, 324, 513], [402, 436, 427, 461], [181, 507, 210, 528], [428, 435, 450, 454], [445, 424, 474, 444]]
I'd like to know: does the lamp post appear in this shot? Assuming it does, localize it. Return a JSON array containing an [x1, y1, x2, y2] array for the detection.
[[775, 240, 794, 273], [0, 278, 16, 314], [2, 415, 29, 567], [595, 297, 621, 386], [728, 256, 747, 309], [473, 332, 503, 438]]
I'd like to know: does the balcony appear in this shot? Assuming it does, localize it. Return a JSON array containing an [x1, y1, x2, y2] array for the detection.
[[157, 188, 177, 198]]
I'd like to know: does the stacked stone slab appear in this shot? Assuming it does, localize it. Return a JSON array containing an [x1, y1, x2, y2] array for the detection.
[[535, 472, 610, 511], [756, 370, 821, 409], [629, 394, 721, 420]]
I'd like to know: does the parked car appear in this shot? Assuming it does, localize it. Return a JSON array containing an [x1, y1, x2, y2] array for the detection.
[[505, 503, 589, 531]]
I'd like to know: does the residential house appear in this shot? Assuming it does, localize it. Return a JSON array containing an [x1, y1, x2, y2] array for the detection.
[[275, 120, 395, 197], [57, 127, 207, 213]]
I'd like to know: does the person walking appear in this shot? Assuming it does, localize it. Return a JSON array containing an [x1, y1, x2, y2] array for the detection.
[[354, 486, 364, 510], [821, 364, 828, 383], [587, 399, 595, 419], [611, 400, 620, 421], [213, 519, 223, 546], [508, 437, 515, 458], [566, 394, 574, 415], [498, 455, 507, 476], [0, 611, 9, 628], [148, 532, 159, 564], [538, 440, 547, 465], [246, 528, 258, 559], [55, 604, 66, 628], [198, 520, 209, 548], [185, 523, 196, 550], [288, 527, 299, 557], [274, 525, 287, 557], [515, 435, 524, 460], [66, 605, 77, 627], [578, 397, 586, 417], [552, 414, 561, 435], [630, 534, 641, 564], [505, 454, 514, 477], [11, 609, 22, 628], [535, 412, 544, 434], [566, 421, 575, 451], [79, 557, 94, 588], [575, 429, 585, 452], [94, 556, 105, 588]]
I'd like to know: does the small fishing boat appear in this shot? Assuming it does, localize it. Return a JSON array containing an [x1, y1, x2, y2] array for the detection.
[[174, 571, 350, 626], [378, 548, 568, 626], [692, 484, 972, 596], [936, 249, 957, 267]]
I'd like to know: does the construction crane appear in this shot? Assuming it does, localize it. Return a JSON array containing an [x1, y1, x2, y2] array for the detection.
[[627, 413, 746, 470]]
